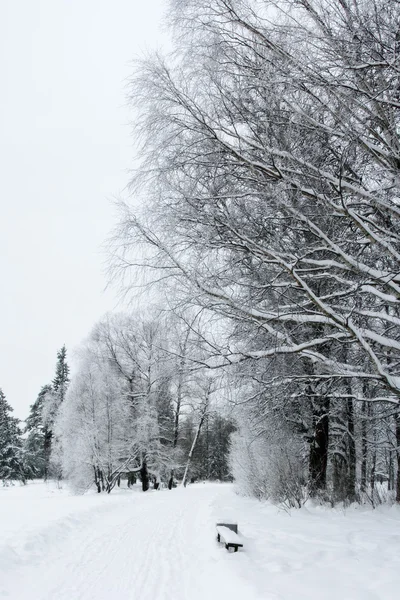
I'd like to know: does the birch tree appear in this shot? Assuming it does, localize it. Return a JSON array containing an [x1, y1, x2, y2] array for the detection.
[[181, 377, 214, 487]]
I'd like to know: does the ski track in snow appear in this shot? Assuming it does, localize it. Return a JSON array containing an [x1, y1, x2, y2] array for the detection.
[[0, 485, 259, 600], [1, 482, 400, 600]]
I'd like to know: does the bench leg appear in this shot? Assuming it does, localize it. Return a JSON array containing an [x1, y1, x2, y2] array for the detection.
[[217, 533, 220, 542]]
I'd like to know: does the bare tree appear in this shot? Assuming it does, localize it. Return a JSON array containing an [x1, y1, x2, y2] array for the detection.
[[57, 312, 178, 492], [112, 0, 400, 501]]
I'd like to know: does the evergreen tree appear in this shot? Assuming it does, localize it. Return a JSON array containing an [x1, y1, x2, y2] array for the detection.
[[24, 385, 52, 478], [207, 415, 236, 481], [52, 345, 70, 401], [0, 388, 25, 483], [181, 414, 235, 482], [43, 346, 70, 479]]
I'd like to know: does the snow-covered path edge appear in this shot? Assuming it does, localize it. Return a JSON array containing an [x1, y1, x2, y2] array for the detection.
[[0, 483, 258, 600], [1, 481, 400, 600]]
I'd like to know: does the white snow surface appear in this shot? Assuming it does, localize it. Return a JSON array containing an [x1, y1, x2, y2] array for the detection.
[[1, 481, 400, 599]]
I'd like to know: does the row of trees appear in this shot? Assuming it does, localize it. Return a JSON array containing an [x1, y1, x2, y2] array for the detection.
[[0, 346, 69, 484], [6, 0, 399, 506], [110, 0, 400, 504], [54, 312, 233, 493], [1, 315, 233, 491]]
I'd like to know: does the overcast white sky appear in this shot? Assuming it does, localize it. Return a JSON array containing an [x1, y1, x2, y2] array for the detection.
[[0, 0, 168, 419]]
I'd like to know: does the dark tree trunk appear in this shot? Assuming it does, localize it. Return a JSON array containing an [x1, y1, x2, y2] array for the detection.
[[396, 413, 400, 503], [369, 402, 377, 500], [99, 469, 105, 492], [140, 457, 149, 492], [94, 466, 101, 493], [308, 397, 329, 495], [388, 450, 394, 492], [43, 426, 52, 481], [346, 397, 356, 502], [370, 450, 376, 497], [332, 453, 347, 502], [168, 332, 189, 490], [360, 401, 367, 493]]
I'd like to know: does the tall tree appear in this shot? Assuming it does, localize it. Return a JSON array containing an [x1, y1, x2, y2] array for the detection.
[[56, 314, 179, 492], [52, 345, 70, 401], [181, 377, 214, 487], [43, 345, 70, 480], [0, 388, 25, 483], [24, 384, 52, 478], [112, 0, 400, 502]]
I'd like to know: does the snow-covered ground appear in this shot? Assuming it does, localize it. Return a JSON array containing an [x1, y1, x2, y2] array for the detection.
[[1, 481, 400, 600]]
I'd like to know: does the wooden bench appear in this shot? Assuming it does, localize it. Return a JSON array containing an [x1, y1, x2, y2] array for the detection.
[[216, 525, 243, 552]]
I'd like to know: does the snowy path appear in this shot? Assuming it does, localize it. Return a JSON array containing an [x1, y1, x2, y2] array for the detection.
[[0, 484, 258, 600], [1, 482, 400, 600]]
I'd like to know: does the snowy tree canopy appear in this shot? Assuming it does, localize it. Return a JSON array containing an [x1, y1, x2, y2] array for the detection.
[[110, 0, 400, 503]]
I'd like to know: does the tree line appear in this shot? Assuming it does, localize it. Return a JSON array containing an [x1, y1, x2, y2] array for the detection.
[[109, 0, 400, 505], [1, 317, 234, 491], [4, 0, 400, 507]]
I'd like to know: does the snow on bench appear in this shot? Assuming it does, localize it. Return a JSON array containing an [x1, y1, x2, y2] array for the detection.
[[216, 525, 243, 552]]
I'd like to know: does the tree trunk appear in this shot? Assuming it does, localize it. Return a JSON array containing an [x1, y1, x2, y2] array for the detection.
[[181, 387, 210, 487], [181, 421, 202, 488], [140, 456, 149, 492], [346, 397, 356, 502], [396, 413, 400, 503], [94, 466, 101, 493], [389, 450, 394, 492], [332, 453, 347, 502], [370, 449, 376, 498], [99, 469, 105, 492], [369, 402, 377, 502], [168, 326, 190, 490], [308, 397, 329, 495], [360, 400, 367, 493], [43, 426, 52, 482]]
